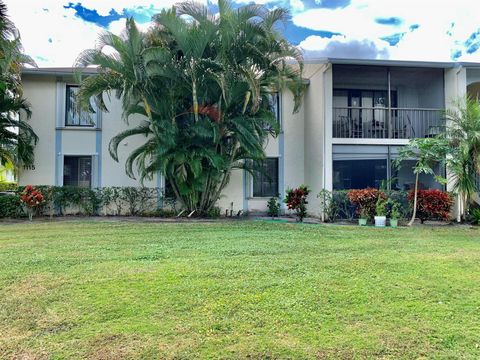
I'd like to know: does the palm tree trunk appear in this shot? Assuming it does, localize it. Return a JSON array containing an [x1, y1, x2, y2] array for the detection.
[[408, 172, 420, 226]]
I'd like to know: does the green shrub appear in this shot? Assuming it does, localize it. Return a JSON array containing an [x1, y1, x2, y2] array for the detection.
[[267, 197, 280, 218], [142, 208, 177, 218], [0, 182, 17, 192], [469, 208, 480, 225], [332, 190, 355, 221], [0, 194, 23, 218], [119, 187, 159, 216], [206, 206, 221, 218]]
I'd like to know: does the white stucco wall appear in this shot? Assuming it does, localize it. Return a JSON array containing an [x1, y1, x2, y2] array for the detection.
[[100, 99, 156, 188], [303, 63, 329, 216], [18, 76, 56, 185]]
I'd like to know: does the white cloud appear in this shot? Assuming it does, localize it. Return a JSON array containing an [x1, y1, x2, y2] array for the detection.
[[3, 0, 164, 67], [299, 35, 389, 59], [5, 0, 102, 66], [292, 0, 480, 62], [4, 0, 480, 66]]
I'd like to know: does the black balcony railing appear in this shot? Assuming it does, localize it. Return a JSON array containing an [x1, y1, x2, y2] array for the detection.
[[333, 107, 445, 139]]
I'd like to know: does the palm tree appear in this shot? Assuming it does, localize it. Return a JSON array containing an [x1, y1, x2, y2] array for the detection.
[[75, 0, 304, 214], [394, 137, 449, 226], [0, 1, 38, 169], [444, 96, 480, 220]]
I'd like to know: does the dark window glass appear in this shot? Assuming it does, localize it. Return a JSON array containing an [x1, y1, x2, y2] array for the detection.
[[390, 159, 443, 191], [164, 179, 175, 198], [333, 159, 387, 190], [65, 85, 94, 126], [64, 156, 92, 187], [253, 158, 279, 197]]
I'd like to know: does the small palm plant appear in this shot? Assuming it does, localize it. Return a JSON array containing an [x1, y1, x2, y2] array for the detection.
[[444, 96, 480, 221]]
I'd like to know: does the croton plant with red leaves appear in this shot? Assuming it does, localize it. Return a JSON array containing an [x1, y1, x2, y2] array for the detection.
[[408, 189, 453, 223], [284, 185, 310, 222], [347, 188, 387, 220], [20, 185, 45, 209]]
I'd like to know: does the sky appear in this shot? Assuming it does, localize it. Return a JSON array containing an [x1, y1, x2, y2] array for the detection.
[[5, 0, 480, 67]]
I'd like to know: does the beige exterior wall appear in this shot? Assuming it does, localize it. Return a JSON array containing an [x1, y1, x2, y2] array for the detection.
[[303, 63, 329, 215], [100, 106, 156, 188], [19, 74, 158, 190], [18, 76, 57, 185]]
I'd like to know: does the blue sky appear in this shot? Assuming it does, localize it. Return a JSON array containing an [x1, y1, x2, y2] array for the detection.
[[6, 0, 480, 66]]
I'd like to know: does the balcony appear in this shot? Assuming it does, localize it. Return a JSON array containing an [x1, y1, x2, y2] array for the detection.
[[333, 106, 445, 139], [332, 64, 446, 140]]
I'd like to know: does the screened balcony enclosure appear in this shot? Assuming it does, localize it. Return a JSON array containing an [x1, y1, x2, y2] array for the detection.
[[332, 65, 445, 139]]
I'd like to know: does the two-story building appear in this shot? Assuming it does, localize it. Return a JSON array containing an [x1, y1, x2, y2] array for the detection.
[[18, 59, 480, 215]]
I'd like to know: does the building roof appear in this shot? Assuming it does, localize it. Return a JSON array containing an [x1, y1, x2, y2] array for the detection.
[[21, 67, 98, 76], [304, 57, 480, 69]]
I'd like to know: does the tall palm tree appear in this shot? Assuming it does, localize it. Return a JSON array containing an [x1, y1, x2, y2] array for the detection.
[[76, 0, 304, 214], [444, 96, 480, 220], [0, 1, 37, 170]]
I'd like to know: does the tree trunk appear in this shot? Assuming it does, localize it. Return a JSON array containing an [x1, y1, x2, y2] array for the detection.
[[408, 172, 420, 226]]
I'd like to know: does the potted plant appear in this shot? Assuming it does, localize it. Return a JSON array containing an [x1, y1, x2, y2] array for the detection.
[[374, 198, 387, 227], [389, 201, 400, 228], [358, 208, 368, 226]]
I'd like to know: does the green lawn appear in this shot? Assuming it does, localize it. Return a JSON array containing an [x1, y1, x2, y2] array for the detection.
[[1, 220, 479, 359]]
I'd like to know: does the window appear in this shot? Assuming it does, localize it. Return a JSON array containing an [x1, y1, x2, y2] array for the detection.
[[164, 178, 175, 198], [65, 85, 95, 127], [269, 92, 280, 122], [333, 159, 388, 190], [332, 145, 444, 191], [253, 158, 279, 197], [63, 156, 92, 187]]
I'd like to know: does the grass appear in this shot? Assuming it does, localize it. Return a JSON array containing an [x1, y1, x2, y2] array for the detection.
[[0, 220, 479, 359]]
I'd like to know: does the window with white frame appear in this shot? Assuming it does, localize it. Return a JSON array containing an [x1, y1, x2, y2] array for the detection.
[[63, 156, 92, 187], [65, 85, 95, 127], [252, 157, 279, 197]]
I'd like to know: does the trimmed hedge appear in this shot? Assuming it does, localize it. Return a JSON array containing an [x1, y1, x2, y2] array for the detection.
[[0, 194, 24, 218], [0, 186, 172, 219]]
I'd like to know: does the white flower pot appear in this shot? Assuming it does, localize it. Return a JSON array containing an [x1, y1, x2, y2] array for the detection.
[[374, 216, 386, 227]]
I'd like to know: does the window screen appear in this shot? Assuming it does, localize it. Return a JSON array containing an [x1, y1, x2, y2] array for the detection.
[[253, 158, 279, 197], [64, 156, 92, 187]]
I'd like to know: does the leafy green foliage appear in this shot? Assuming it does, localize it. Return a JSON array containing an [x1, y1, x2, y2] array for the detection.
[[387, 200, 401, 220], [267, 196, 280, 218], [444, 96, 480, 218], [375, 197, 387, 217], [0, 181, 16, 192], [394, 137, 449, 225], [0, 193, 22, 217], [0, 2, 37, 169], [470, 208, 480, 225], [0, 186, 167, 218], [75, 0, 304, 215]]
